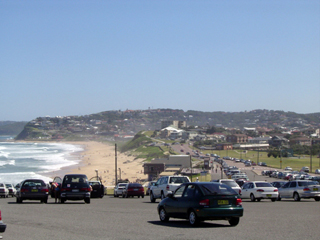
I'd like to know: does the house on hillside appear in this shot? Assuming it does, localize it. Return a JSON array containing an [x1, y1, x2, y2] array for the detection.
[[290, 137, 311, 146], [226, 134, 248, 143]]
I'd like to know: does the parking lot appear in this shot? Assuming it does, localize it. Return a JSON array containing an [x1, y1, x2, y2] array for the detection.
[[1, 170, 320, 240]]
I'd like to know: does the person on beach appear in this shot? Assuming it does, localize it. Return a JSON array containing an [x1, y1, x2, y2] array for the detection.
[[52, 182, 61, 203]]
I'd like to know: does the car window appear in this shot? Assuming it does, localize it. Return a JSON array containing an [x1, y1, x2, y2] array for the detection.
[[289, 182, 297, 188], [200, 184, 237, 196], [23, 180, 46, 187], [174, 185, 186, 198], [0, 183, 4, 187], [169, 177, 190, 184], [221, 181, 238, 187], [242, 183, 248, 189], [282, 182, 290, 188], [183, 185, 196, 198]]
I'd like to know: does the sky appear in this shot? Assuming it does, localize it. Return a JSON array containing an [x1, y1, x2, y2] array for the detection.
[[1, 0, 319, 121]]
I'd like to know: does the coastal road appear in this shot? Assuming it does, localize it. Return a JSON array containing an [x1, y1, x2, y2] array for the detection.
[[1, 180, 320, 240]]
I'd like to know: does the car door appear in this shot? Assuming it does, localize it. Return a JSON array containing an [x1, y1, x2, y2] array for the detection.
[[153, 178, 163, 198], [176, 184, 199, 218], [288, 181, 297, 197], [164, 185, 187, 217], [241, 183, 250, 199], [279, 182, 290, 198]]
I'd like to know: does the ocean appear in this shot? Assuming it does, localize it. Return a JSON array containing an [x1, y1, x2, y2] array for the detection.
[[0, 136, 83, 185]]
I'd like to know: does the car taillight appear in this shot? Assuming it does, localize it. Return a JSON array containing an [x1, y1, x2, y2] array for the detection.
[[257, 189, 264, 192], [41, 188, 49, 192], [20, 188, 28, 192], [274, 189, 278, 192], [80, 187, 91, 192], [0, 210, 2, 221], [236, 198, 242, 206], [303, 188, 310, 191], [199, 199, 210, 206], [166, 185, 169, 191]]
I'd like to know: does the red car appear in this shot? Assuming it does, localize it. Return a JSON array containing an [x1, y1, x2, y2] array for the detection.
[[122, 183, 144, 198]]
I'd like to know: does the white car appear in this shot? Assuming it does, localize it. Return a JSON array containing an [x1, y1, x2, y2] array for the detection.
[[241, 181, 278, 202], [285, 166, 292, 171], [0, 183, 9, 198], [5, 184, 16, 197], [113, 183, 128, 197], [211, 179, 241, 195], [150, 175, 190, 202], [315, 169, 320, 174]]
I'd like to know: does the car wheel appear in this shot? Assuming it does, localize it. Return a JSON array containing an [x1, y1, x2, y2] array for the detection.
[[315, 197, 320, 201], [126, 193, 129, 198], [229, 217, 240, 226], [159, 208, 169, 222], [142, 195, 144, 198], [44, 198, 48, 203], [271, 198, 276, 202], [60, 198, 65, 204], [85, 198, 90, 204], [277, 195, 281, 201], [16, 197, 20, 203], [293, 192, 300, 201], [256, 198, 261, 202], [189, 210, 199, 226], [250, 194, 256, 202], [138, 196, 140, 198], [150, 192, 156, 203]]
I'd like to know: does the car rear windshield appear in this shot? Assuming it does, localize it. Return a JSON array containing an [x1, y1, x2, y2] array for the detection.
[[169, 177, 189, 184], [200, 184, 237, 196], [63, 175, 88, 183], [23, 180, 46, 187], [255, 182, 273, 187], [129, 184, 142, 188], [221, 181, 239, 187], [0, 183, 4, 187]]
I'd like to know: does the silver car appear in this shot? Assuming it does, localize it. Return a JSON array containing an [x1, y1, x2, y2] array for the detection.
[[114, 183, 128, 197], [278, 180, 320, 201]]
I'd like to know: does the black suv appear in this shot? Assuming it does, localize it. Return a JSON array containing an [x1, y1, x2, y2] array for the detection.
[[60, 174, 91, 204]]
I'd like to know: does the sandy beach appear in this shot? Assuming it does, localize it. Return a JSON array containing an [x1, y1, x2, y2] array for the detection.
[[50, 141, 146, 187]]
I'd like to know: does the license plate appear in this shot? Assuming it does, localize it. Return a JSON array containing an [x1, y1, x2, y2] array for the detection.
[[218, 200, 228, 205], [134, 189, 138, 191], [313, 188, 318, 191], [72, 189, 79, 192], [31, 189, 38, 192], [266, 194, 272, 197]]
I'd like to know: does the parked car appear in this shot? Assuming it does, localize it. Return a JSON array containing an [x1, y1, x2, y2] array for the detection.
[[146, 181, 156, 196], [285, 166, 292, 171], [60, 174, 91, 204], [122, 183, 144, 198], [16, 179, 49, 203], [236, 179, 247, 187], [150, 175, 190, 202], [0, 183, 9, 198], [211, 179, 241, 195], [0, 209, 6, 233], [270, 181, 287, 189], [315, 169, 320, 174], [5, 183, 16, 197], [277, 180, 320, 201], [114, 183, 128, 197], [157, 182, 243, 226], [241, 181, 278, 202], [301, 166, 310, 173], [89, 180, 105, 198]]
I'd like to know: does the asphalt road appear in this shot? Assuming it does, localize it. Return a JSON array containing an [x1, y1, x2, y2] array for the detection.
[[1, 169, 320, 240]]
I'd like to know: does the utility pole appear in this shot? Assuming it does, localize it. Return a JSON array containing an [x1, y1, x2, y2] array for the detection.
[[115, 143, 118, 186], [310, 145, 312, 173], [190, 155, 193, 182]]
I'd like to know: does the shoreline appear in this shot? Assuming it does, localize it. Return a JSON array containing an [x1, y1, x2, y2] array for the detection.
[[42, 141, 146, 186]]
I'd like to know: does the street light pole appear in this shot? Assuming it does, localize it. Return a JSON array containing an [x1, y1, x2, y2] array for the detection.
[[115, 143, 118, 186]]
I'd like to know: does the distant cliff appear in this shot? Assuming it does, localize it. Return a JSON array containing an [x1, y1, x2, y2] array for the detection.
[[0, 121, 27, 136]]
